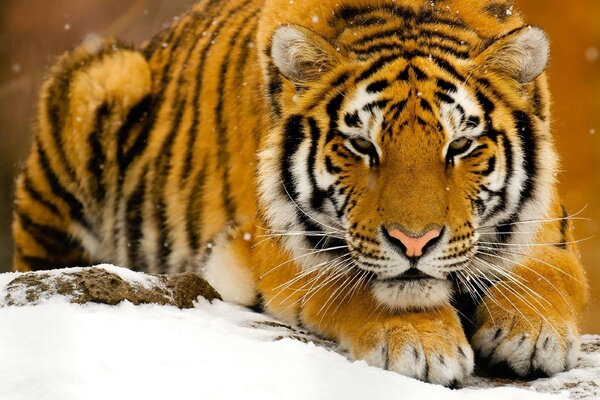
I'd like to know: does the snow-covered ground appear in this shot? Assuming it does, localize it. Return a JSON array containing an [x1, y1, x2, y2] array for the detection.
[[0, 266, 598, 400]]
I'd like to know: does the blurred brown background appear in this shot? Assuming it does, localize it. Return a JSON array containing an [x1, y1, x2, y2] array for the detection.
[[0, 1, 598, 330]]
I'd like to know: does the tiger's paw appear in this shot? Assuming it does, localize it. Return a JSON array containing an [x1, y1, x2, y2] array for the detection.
[[345, 311, 474, 386], [472, 298, 580, 377]]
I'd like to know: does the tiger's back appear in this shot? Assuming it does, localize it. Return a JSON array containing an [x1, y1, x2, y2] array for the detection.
[[13, 0, 265, 285]]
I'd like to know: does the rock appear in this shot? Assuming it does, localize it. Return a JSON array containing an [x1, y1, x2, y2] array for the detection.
[[2, 265, 221, 308]]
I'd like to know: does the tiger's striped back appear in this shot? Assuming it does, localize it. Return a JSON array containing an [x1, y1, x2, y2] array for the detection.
[[13, 0, 265, 278]]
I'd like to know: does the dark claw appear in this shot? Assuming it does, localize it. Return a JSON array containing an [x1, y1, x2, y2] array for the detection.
[[438, 354, 446, 366], [493, 328, 503, 340]]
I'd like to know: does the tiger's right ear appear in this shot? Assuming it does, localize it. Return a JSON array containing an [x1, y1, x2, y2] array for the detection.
[[271, 25, 342, 85], [475, 26, 550, 84]]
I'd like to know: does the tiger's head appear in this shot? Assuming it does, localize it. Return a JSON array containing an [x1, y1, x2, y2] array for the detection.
[[257, 1, 557, 310]]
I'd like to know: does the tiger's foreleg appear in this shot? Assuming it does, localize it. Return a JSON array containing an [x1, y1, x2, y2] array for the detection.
[[13, 38, 152, 271], [254, 240, 475, 386], [471, 245, 588, 376]]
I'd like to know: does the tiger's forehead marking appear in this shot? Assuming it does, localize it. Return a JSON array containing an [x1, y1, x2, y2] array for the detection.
[[438, 83, 485, 140], [339, 72, 483, 144], [340, 83, 386, 142]]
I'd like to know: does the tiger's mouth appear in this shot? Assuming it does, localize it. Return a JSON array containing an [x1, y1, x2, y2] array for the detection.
[[376, 268, 435, 283]]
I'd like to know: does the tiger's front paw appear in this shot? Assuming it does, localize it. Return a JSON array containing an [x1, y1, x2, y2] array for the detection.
[[472, 295, 579, 377], [345, 309, 474, 386]]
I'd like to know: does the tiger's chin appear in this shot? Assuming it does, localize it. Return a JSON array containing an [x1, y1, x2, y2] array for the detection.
[[371, 278, 453, 310]]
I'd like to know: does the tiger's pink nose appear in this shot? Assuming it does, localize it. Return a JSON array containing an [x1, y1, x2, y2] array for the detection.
[[386, 228, 441, 258]]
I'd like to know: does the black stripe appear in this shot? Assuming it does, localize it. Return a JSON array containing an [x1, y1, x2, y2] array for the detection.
[[16, 210, 75, 255], [456, 104, 466, 126], [306, 72, 350, 112], [416, 116, 428, 128], [479, 156, 496, 176], [87, 103, 110, 202], [21, 172, 61, 217], [307, 118, 327, 210], [413, 66, 427, 80], [344, 111, 361, 128], [156, 199, 172, 274], [485, 131, 513, 228], [495, 213, 517, 243], [557, 205, 569, 249], [363, 99, 390, 113], [355, 54, 399, 83], [266, 62, 283, 116], [299, 216, 327, 249], [336, 186, 355, 218], [532, 82, 546, 121], [366, 79, 389, 93], [464, 144, 488, 159], [325, 93, 345, 143], [389, 99, 408, 119], [36, 144, 91, 231], [430, 56, 464, 80], [435, 92, 455, 104], [124, 167, 147, 271], [476, 90, 495, 115], [513, 111, 537, 204], [45, 62, 78, 184], [187, 157, 208, 253], [466, 116, 481, 128], [325, 156, 342, 174], [117, 95, 152, 173], [397, 67, 410, 81], [420, 98, 432, 112], [437, 79, 457, 93], [281, 115, 306, 201]]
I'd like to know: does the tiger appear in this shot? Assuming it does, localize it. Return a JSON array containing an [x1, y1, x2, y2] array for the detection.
[[12, 0, 588, 386]]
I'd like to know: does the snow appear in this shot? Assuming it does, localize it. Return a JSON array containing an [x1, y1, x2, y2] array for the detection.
[[0, 266, 597, 400]]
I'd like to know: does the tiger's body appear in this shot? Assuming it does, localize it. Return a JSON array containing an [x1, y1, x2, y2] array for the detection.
[[13, 0, 588, 385]]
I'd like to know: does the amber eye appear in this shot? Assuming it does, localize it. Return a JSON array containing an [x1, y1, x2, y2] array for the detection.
[[448, 137, 472, 155], [348, 137, 379, 166], [350, 137, 376, 154]]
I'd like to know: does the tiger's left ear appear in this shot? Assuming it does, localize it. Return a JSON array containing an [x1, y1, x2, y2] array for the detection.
[[271, 25, 342, 85], [476, 26, 549, 84]]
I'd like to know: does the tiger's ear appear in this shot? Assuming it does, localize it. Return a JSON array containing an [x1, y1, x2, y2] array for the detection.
[[476, 26, 549, 84], [271, 25, 341, 84]]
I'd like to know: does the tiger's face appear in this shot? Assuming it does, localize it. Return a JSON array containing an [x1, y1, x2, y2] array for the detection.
[[259, 14, 556, 310]]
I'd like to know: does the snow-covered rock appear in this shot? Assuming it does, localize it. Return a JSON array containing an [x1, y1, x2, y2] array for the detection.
[[0, 266, 598, 399], [1, 264, 220, 308]]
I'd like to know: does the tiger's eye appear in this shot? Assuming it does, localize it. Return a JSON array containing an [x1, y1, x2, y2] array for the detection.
[[449, 137, 472, 153], [350, 137, 375, 154]]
